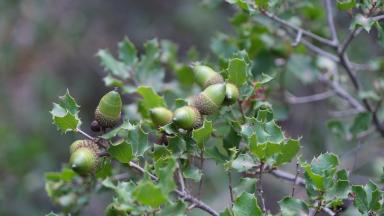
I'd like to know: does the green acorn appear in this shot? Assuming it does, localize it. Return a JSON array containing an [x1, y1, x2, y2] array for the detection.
[[149, 107, 173, 127], [69, 139, 100, 155], [95, 90, 122, 128], [223, 83, 240, 105], [70, 147, 99, 176], [173, 106, 202, 130], [193, 64, 224, 88], [191, 83, 226, 115]]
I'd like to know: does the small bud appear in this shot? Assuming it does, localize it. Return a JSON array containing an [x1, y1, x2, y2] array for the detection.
[[223, 83, 239, 105], [90, 120, 101, 132]]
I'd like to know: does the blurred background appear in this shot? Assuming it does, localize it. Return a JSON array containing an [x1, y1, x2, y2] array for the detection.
[[0, 0, 230, 215], [0, 0, 382, 215]]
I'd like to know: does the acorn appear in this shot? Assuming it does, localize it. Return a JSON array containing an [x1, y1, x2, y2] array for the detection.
[[173, 106, 202, 130], [149, 107, 173, 127], [193, 64, 224, 88], [191, 83, 226, 115], [90, 120, 101, 132], [95, 90, 122, 129], [69, 147, 99, 176], [223, 83, 239, 105], [69, 139, 100, 155]]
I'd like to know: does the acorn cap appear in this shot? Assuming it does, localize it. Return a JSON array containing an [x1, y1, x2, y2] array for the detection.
[[223, 83, 240, 105], [95, 90, 122, 128], [149, 107, 173, 127], [191, 83, 226, 115], [173, 106, 202, 130], [69, 139, 100, 155], [193, 65, 224, 88], [70, 147, 99, 176]]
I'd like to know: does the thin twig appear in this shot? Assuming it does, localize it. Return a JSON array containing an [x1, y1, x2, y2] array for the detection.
[[285, 90, 334, 104], [228, 171, 234, 206], [128, 162, 219, 216], [238, 99, 246, 122], [197, 149, 204, 198], [291, 161, 300, 197], [260, 10, 337, 47], [324, 0, 338, 43], [269, 169, 305, 187], [258, 163, 267, 213], [76, 128, 94, 140], [76, 128, 219, 216], [177, 165, 186, 193], [291, 30, 303, 46], [318, 74, 365, 112]]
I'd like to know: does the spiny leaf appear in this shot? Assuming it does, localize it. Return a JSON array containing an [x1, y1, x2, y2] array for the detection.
[[192, 120, 213, 150], [132, 181, 167, 208], [233, 192, 263, 216], [50, 90, 81, 133], [137, 86, 167, 118], [97, 49, 129, 79], [108, 139, 133, 163], [227, 58, 248, 87], [279, 197, 309, 216], [118, 37, 138, 65]]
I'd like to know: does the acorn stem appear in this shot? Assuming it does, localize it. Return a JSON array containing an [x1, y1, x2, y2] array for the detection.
[[76, 127, 108, 149], [76, 128, 94, 140]]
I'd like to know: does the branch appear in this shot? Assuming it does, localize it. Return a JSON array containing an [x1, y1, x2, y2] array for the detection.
[[257, 163, 267, 213], [76, 128, 219, 216], [228, 171, 234, 205], [285, 90, 334, 104], [128, 161, 219, 216], [177, 166, 186, 193], [269, 169, 335, 216], [260, 11, 337, 47], [318, 74, 365, 112], [324, 0, 338, 43]]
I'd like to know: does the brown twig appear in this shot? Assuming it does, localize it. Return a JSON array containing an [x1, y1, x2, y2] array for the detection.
[[228, 171, 234, 206], [291, 161, 300, 197]]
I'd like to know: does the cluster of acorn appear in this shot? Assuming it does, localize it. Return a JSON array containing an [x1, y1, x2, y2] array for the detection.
[[149, 64, 239, 129], [69, 90, 123, 176], [68, 64, 239, 176]]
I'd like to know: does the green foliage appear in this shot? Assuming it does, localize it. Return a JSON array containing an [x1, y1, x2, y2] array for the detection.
[[45, 1, 384, 215]]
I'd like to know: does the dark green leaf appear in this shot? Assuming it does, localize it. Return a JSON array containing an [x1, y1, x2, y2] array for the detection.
[[278, 197, 309, 216], [118, 37, 138, 65], [336, 0, 356, 11], [108, 139, 133, 163], [132, 181, 167, 208], [192, 120, 213, 149], [157, 201, 186, 216], [50, 90, 81, 133], [227, 58, 248, 87], [233, 192, 263, 216], [233, 178, 257, 197], [137, 86, 167, 118], [350, 112, 372, 136], [232, 154, 257, 172], [155, 156, 177, 195], [97, 49, 129, 79]]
